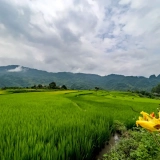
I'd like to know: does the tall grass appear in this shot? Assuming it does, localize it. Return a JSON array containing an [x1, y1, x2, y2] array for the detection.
[[0, 90, 159, 159]]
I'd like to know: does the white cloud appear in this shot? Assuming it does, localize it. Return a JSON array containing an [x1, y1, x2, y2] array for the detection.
[[8, 66, 25, 72], [0, 0, 160, 77]]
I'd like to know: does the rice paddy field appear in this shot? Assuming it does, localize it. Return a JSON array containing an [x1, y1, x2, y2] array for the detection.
[[0, 89, 160, 160]]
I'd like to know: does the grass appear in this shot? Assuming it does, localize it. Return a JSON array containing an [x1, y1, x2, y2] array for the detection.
[[0, 89, 160, 160]]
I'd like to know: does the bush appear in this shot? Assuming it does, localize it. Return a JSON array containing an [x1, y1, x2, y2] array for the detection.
[[103, 128, 160, 160]]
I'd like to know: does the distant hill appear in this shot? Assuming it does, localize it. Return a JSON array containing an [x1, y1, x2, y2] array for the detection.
[[0, 65, 160, 91]]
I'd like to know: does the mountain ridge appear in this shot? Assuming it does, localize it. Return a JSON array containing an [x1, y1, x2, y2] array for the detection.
[[0, 65, 160, 91]]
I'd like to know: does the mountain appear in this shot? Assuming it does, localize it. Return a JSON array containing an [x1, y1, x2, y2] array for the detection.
[[0, 65, 160, 91]]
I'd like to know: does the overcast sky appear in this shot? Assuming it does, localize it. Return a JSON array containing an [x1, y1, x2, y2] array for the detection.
[[0, 0, 160, 77]]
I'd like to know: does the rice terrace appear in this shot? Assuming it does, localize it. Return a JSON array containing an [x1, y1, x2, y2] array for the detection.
[[1, 88, 160, 160]]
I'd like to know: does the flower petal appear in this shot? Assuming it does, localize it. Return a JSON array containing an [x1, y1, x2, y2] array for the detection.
[[136, 120, 158, 131]]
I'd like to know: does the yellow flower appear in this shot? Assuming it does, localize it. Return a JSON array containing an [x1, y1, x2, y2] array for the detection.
[[136, 111, 160, 132]]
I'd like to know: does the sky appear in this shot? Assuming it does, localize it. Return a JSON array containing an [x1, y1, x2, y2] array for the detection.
[[0, 0, 160, 77]]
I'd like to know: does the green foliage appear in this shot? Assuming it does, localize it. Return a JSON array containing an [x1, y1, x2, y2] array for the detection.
[[49, 82, 56, 89], [0, 90, 160, 159], [103, 128, 160, 160], [1, 65, 160, 91], [31, 85, 37, 89], [132, 90, 155, 99], [61, 85, 67, 90], [0, 90, 113, 160], [113, 120, 127, 135], [95, 87, 100, 91], [152, 83, 160, 94], [37, 84, 43, 89]]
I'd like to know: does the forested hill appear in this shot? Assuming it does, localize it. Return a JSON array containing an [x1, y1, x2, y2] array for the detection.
[[0, 65, 160, 91]]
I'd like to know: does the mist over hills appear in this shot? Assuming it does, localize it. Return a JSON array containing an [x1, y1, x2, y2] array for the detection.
[[0, 65, 160, 91]]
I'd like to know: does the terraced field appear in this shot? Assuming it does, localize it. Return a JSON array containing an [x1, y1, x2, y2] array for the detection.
[[0, 90, 159, 160]]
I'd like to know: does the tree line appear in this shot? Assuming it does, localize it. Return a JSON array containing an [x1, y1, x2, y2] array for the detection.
[[1, 82, 67, 90], [152, 83, 160, 94], [130, 83, 160, 98]]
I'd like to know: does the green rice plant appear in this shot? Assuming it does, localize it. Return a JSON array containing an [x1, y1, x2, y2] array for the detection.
[[0, 90, 159, 159]]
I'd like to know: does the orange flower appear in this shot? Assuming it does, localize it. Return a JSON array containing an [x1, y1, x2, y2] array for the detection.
[[150, 112, 155, 117]]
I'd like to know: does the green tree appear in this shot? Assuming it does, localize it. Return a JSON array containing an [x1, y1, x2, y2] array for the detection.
[[49, 82, 56, 89], [61, 85, 67, 90], [95, 87, 99, 91], [152, 83, 160, 93], [31, 85, 37, 89], [37, 84, 43, 89]]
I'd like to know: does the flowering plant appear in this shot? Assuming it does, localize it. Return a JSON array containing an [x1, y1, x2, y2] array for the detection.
[[136, 111, 160, 132]]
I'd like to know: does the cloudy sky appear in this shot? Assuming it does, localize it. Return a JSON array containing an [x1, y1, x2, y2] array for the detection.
[[0, 0, 160, 77]]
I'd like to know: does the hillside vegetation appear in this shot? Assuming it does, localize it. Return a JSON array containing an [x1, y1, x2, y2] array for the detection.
[[0, 65, 160, 91]]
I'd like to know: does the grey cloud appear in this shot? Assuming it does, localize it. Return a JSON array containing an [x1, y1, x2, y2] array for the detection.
[[0, 0, 85, 47], [73, 0, 90, 7], [0, 0, 96, 48], [0, 0, 160, 77], [69, 11, 98, 33], [0, 1, 60, 47], [55, 25, 80, 44], [0, 0, 31, 38]]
